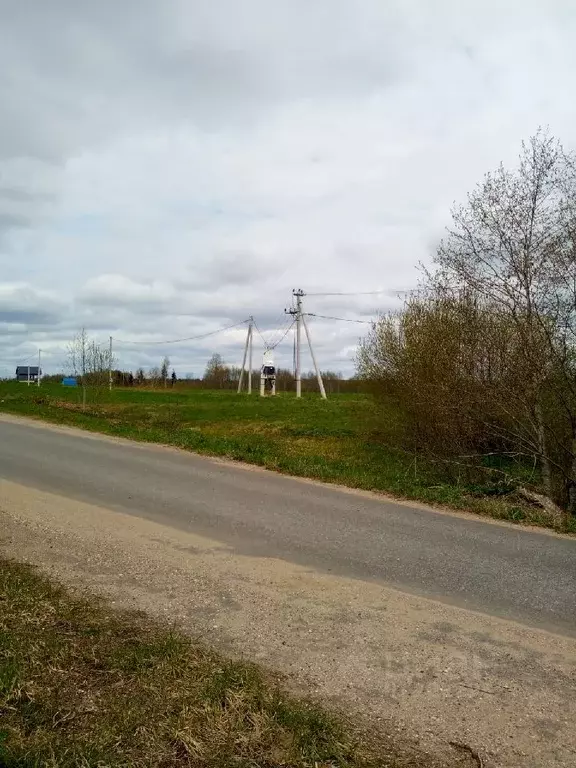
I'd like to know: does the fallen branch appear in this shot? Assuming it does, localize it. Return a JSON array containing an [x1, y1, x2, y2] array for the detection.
[[516, 486, 565, 520], [458, 682, 496, 695]]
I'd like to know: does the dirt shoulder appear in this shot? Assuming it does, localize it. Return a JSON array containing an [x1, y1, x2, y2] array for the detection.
[[1, 478, 575, 768], [1, 558, 383, 767]]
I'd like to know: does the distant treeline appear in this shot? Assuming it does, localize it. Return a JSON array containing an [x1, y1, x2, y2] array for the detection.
[[39, 367, 366, 394]]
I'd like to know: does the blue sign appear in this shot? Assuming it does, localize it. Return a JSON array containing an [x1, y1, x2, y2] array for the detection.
[[62, 377, 78, 387]]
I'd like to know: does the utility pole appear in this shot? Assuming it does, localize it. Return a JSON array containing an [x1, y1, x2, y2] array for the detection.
[[302, 314, 327, 399], [81, 328, 86, 411], [81, 329, 86, 382], [295, 290, 302, 398], [238, 318, 253, 394], [285, 289, 327, 399], [109, 336, 113, 391], [248, 319, 253, 395], [286, 289, 304, 397], [37, 349, 41, 387]]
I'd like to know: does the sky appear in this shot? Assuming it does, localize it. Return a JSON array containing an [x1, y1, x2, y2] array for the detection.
[[1, 0, 576, 378]]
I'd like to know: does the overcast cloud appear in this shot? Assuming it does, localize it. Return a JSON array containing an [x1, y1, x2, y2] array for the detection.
[[1, 0, 575, 377]]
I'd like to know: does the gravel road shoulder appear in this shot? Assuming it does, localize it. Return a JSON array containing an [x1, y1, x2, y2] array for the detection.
[[1, 478, 575, 768]]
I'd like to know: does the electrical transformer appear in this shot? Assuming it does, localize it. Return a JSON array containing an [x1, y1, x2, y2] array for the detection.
[[260, 349, 276, 396]]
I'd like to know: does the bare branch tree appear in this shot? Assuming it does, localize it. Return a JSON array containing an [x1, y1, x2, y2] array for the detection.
[[360, 131, 576, 526], [161, 356, 170, 389]]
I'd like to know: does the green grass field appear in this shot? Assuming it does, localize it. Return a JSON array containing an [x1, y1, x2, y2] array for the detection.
[[0, 381, 569, 531]]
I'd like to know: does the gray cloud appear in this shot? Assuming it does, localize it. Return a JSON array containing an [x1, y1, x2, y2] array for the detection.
[[0, 309, 54, 325], [0, 213, 29, 231], [0, 1, 575, 376], [0, 188, 52, 203], [0, 0, 402, 165], [0, 285, 66, 323]]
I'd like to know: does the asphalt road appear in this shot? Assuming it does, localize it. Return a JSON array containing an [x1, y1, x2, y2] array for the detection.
[[1, 415, 575, 635]]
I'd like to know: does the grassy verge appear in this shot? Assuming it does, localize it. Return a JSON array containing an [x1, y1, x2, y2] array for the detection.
[[0, 558, 400, 768], [0, 382, 572, 533]]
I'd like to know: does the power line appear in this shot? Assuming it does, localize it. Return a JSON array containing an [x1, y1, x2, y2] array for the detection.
[[252, 311, 293, 350], [267, 318, 296, 350], [268, 319, 293, 348], [15, 352, 38, 364], [267, 309, 290, 332], [114, 320, 249, 346], [251, 319, 269, 348], [306, 313, 373, 324], [304, 290, 388, 297], [254, 317, 294, 350], [258, 315, 294, 350]]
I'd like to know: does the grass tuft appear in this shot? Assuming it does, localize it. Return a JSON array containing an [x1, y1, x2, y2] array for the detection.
[[0, 558, 394, 768]]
